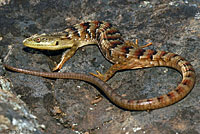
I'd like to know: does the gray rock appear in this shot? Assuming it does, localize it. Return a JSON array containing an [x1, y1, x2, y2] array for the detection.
[[0, 0, 199, 134]]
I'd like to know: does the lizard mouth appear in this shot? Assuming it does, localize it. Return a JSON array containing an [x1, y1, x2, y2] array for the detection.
[[23, 39, 68, 50]]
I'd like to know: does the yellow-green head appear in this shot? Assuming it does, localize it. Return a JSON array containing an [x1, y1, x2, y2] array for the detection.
[[23, 32, 75, 50]]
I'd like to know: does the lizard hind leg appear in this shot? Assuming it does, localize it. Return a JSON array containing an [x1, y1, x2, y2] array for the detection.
[[140, 41, 152, 48], [90, 58, 148, 82], [125, 39, 152, 49], [90, 58, 151, 81], [90, 63, 123, 82]]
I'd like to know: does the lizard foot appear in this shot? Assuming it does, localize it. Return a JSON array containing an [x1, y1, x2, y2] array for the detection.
[[90, 71, 107, 82], [52, 64, 61, 71]]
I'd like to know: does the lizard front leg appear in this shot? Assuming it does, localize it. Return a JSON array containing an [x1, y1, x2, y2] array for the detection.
[[53, 43, 79, 71]]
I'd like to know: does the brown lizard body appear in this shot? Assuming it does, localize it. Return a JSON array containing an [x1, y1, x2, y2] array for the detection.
[[4, 21, 196, 110]]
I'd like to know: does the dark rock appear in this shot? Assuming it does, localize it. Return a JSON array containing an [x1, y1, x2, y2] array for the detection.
[[0, 0, 199, 133]]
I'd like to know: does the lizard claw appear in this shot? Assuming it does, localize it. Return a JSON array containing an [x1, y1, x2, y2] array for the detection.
[[125, 39, 152, 49], [90, 71, 106, 81], [52, 64, 61, 71], [134, 39, 152, 48]]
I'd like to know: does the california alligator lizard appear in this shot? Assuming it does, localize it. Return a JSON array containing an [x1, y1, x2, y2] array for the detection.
[[4, 21, 196, 110]]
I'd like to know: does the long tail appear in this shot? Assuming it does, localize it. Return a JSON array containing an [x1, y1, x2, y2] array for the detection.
[[3, 62, 195, 110]]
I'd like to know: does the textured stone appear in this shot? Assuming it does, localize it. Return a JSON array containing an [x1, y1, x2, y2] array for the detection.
[[0, 0, 199, 134]]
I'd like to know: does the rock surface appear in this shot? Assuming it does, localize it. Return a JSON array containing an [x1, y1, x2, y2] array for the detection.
[[0, 0, 200, 134]]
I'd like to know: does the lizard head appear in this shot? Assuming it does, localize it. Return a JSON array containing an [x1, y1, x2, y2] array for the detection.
[[23, 32, 75, 50]]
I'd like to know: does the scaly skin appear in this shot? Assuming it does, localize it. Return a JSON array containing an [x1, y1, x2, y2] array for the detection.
[[5, 21, 195, 110]]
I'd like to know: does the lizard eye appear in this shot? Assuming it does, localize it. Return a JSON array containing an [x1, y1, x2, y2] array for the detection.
[[36, 38, 41, 43]]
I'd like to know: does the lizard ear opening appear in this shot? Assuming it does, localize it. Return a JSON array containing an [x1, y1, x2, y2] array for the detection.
[[55, 41, 59, 45]]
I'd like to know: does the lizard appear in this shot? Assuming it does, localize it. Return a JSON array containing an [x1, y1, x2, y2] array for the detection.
[[4, 21, 196, 110]]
